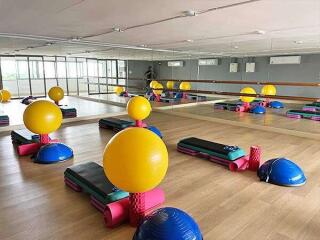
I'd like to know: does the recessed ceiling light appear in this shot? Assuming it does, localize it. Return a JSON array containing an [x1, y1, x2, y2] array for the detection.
[[112, 27, 124, 33], [139, 44, 147, 47], [253, 30, 266, 35], [46, 42, 53, 46], [183, 10, 198, 17], [233, 46, 239, 49], [186, 39, 194, 43], [71, 37, 81, 41], [294, 40, 303, 44]]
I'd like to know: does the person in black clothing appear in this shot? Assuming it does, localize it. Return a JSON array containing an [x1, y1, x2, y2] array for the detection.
[[144, 66, 157, 89]]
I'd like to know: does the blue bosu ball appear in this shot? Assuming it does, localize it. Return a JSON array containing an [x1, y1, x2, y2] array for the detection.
[[269, 101, 284, 109], [133, 207, 202, 240], [258, 158, 306, 187], [35, 143, 73, 164], [147, 126, 163, 138], [251, 105, 266, 114]]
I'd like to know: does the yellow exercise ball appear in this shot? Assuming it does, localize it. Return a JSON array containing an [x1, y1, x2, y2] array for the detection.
[[179, 82, 191, 91], [166, 81, 174, 90], [48, 86, 64, 102], [23, 100, 63, 134], [115, 86, 125, 95], [153, 82, 163, 95], [127, 96, 151, 121], [103, 127, 168, 193], [261, 85, 276, 96], [0, 89, 11, 102], [150, 80, 158, 89], [240, 87, 256, 103]]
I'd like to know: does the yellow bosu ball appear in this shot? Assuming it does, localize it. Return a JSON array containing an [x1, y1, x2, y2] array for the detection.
[[23, 100, 63, 134], [240, 87, 256, 103], [0, 89, 11, 102], [150, 80, 158, 89], [153, 82, 163, 95], [166, 81, 175, 89], [127, 96, 152, 121], [114, 86, 125, 95], [179, 82, 191, 91], [103, 127, 168, 193], [261, 85, 276, 96], [48, 86, 64, 102]]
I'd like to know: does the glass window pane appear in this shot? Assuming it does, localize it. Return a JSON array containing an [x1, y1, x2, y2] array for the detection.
[[57, 62, 66, 78], [99, 61, 106, 77], [16, 60, 29, 79], [29, 57, 45, 96], [44, 61, 56, 79], [1, 57, 18, 97], [16, 57, 30, 97], [118, 60, 126, 78]]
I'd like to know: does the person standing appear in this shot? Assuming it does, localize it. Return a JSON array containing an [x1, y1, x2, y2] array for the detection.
[[144, 66, 157, 88]]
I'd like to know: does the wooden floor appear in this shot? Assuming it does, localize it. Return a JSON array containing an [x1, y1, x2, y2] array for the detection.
[[0, 96, 126, 127], [164, 102, 320, 136], [1, 111, 319, 240], [83, 93, 221, 108]]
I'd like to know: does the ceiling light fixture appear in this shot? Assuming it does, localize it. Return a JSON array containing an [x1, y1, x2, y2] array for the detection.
[[71, 37, 81, 41], [46, 42, 53, 46], [26, 46, 34, 50], [139, 44, 147, 47], [253, 30, 266, 35], [183, 10, 198, 17], [186, 39, 194, 43], [233, 46, 239, 49], [294, 40, 303, 44], [112, 27, 125, 33]]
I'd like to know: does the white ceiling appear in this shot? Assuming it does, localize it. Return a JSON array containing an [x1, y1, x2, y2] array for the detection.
[[0, 0, 320, 60]]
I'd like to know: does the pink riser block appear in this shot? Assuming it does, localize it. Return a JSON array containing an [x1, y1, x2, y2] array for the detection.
[[17, 139, 59, 156], [103, 188, 164, 228]]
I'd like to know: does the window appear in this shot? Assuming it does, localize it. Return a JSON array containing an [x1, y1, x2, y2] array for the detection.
[[118, 60, 127, 78]]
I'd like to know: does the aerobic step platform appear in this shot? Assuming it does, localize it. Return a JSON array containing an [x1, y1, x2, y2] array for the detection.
[[11, 129, 41, 145], [287, 110, 320, 121], [303, 103, 320, 111], [99, 117, 134, 132], [60, 107, 77, 118], [214, 102, 242, 111], [160, 97, 180, 103], [0, 115, 9, 126], [64, 162, 129, 208], [186, 94, 207, 101], [177, 137, 249, 171]]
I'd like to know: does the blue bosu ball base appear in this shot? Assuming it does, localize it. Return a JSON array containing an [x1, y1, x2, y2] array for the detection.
[[34, 143, 73, 164], [147, 126, 163, 138], [258, 158, 306, 187], [251, 105, 266, 114], [133, 207, 202, 240], [269, 101, 284, 109]]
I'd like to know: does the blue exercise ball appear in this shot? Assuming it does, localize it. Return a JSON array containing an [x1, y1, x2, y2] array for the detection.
[[269, 101, 284, 109], [147, 126, 162, 138], [258, 158, 306, 187], [251, 105, 266, 114], [133, 207, 202, 240], [35, 143, 73, 164]]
